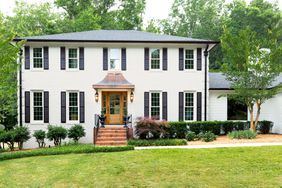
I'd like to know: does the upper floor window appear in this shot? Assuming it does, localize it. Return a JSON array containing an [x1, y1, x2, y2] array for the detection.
[[185, 49, 194, 70], [184, 92, 194, 121], [150, 48, 161, 70], [68, 92, 79, 121], [33, 48, 43, 69], [109, 48, 121, 71], [68, 48, 78, 69], [33, 91, 43, 121], [150, 92, 161, 120]]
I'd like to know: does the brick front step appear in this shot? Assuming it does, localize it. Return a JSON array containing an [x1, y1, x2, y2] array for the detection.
[[96, 141, 127, 146], [96, 137, 127, 141], [95, 127, 128, 146], [97, 133, 127, 137]]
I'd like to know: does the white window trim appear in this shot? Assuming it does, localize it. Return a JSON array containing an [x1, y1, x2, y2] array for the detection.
[[108, 48, 121, 71], [150, 48, 162, 71], [31, 47, 44, 70], [149, 91, 162, 120], [184, 49, 196, 71], [66, 48, 79, 70], [67, 91, 80, 124], [184, 91, 196, 121], [31, 90, 44, 124]]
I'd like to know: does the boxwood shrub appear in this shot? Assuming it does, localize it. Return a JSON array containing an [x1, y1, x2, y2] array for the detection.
[[128, 139, 187, 146], [257, 121, 273, 134]]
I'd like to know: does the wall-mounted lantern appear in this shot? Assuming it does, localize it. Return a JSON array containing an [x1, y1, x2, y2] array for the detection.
[[95, 91, 99, 102], [130, 90, 134, 102]]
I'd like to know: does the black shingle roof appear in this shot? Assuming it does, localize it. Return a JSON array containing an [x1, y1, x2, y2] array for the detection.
[[14, 30, 219, 43], [209, 72, 282, 90]]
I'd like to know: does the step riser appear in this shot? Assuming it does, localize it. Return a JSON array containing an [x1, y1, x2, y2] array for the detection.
[[98, 133, 127, 137], [96, 128, 128, 146]]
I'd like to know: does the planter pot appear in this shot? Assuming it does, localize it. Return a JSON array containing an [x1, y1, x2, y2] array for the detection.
[[123, 116, 130, 127], [99, 116, 106, 128]]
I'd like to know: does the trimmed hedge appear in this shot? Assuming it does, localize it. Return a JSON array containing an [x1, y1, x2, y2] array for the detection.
[[128, 139, 187, 146], [0, 144, 134, 161]]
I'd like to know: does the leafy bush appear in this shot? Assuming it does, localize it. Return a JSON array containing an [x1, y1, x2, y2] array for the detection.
[[201, 131, 217, 142], [0, 130, 16, 150], [47, 125, 68, 146], [13, 126, 31, 150], [0, 144, 134, 161], [167, 122, 188, 138], [68, 124, 86, 143], [186, 131, 197, 141], [228, 130, 257, 139], [128, 139, 187, 146], [135, 117, 169, 139], [257, 121, 273, 134], [33, 130, 46, 148]]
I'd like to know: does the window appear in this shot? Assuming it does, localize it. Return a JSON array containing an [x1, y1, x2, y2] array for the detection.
[[184, 93, 194, 121], [150, 92, 160, 120], [33, 92, 43, 121], [33, 48, 43, 68], [185, 49, 194, 70], [109, 48, 121, 70], [69, 92, 79, 121], [68, 48, 78, 69], [228, 98, 247, 120], [150, 48, 161, 69]]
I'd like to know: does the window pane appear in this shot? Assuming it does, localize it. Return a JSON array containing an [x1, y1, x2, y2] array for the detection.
[[185, 60, 194, 69], [69, 107, 78, 120], [69, 93, 78, 106], [34, 58, 43, 68], [69, 49, 77, 58], [69, 92, 78, 121], [184, 93, 194, 121], [33, 92, 43, 121], [69, 59, 78, 68], [109, 49, 121, 70], [227, 98, 247, 120], [151, 59, 160, 69], [33, 48, 43, 68], [185, 49, 194, 70], [151, 49, 160, 58], [150, 49, 160, 69], [33, 48, 42, 58], [151, 93, 160, 119]]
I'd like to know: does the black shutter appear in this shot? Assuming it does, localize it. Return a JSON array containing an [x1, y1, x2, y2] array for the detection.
[[60, 47, 66, 70], [163, 48, 168, 71], [179, 48, 184, 71], [79, 47, 84, 70], [61, 92, 66, 123], [197, 48, 202, 71], [24, 91, 30, 123], [103, 48, 108, 70], [43, 46, 49, 70], [179, 92, 184, 121], [44, 91, 49, 123], [197, 92, 202, 121], [121, 48, 126, 71], [24, 46, 30, 70], [79, 92, 85, 123], [144, 92, 149, 117], [162, 92, 168, 120], [144, 48, 149, 70]]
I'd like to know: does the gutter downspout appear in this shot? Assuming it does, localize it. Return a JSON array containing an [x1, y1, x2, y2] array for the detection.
[[19, 49, 23, 127], [204, 45, 209, 121]]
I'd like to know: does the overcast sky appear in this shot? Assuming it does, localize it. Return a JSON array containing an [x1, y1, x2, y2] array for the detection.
[[0, 0, 281, 24]]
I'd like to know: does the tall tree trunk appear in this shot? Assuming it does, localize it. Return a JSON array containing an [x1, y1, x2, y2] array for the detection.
[[249, 105, 255, 131], [254, 100, 261, 131]]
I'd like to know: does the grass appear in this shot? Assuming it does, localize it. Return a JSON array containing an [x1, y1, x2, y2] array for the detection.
[[128, 139, 187, 146], [0, 146, 281, 187]]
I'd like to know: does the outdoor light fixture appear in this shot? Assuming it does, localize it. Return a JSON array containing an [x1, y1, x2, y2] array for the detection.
[[130, 91, 134, 102], [95, 91, 99, 102]]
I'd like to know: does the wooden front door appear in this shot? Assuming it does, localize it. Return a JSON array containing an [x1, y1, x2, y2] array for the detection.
[[102, 92, 127, 125]]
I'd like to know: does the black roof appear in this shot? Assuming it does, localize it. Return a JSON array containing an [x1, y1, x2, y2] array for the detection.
[[209, 72, 282, 90], [14, 30, 219, 43]]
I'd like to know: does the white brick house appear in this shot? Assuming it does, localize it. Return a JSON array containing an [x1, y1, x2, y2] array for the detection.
[[14, 30, 282, 148]]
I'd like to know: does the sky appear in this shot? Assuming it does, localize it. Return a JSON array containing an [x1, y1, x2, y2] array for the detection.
[[0, 0, 281, 24]]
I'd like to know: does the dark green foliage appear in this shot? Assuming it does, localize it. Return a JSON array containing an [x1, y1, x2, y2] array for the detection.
[[167, 122, 188, 138], [68, 124, 86, 143], [47, 125, 68, 146], [201, 131, 217, 142], [0, 144, 134, 161], [128, 139, 187, 146], [33, 130, 46, 148], [228, 130, 257, 139], [0, 130, 16, 151], [13, 126, 31, 150], [257, 121, 273, 134], [186, 131, 197, 141]]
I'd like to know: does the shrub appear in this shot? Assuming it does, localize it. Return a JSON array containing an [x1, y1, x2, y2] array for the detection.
[[257, 121, 273, 134], [0, 130, 16, 151], [128, 139, 187, 146], [135, 117, 169, 139], [186, 131, 197, 141], [68, 124, 86, 143], [13, 126, 31, 150], [201, 131, 217, 142], [167, 122, 188, 138], [0, 129, 4, 149], [228, 130, 257, 139], [47, 125, 68, 146], [0, 144, 134, 161], [33, 130, 46, 148]]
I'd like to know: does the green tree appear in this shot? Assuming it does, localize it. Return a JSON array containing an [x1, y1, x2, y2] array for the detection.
[[145, 19, 161, 33], [221, 28, 282, 131]]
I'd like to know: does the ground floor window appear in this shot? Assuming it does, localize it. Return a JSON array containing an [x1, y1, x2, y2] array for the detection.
[[33, 92, 43, 121], [68, 92, 79, 121], [227, 98, 247, 120], [184, 92, 194, 121], [150, 92, 161, 120]]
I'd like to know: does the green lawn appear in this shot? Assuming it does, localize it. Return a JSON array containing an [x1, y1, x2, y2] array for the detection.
[[0, 146, 281, 188]]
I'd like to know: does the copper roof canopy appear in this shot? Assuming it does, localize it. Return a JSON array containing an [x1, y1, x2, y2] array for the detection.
[[93, 73, 135, 89]]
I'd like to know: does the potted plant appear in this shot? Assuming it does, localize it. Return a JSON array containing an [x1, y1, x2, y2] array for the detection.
[[99, 107, 106, 128], [123, 109, 130, 128]]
